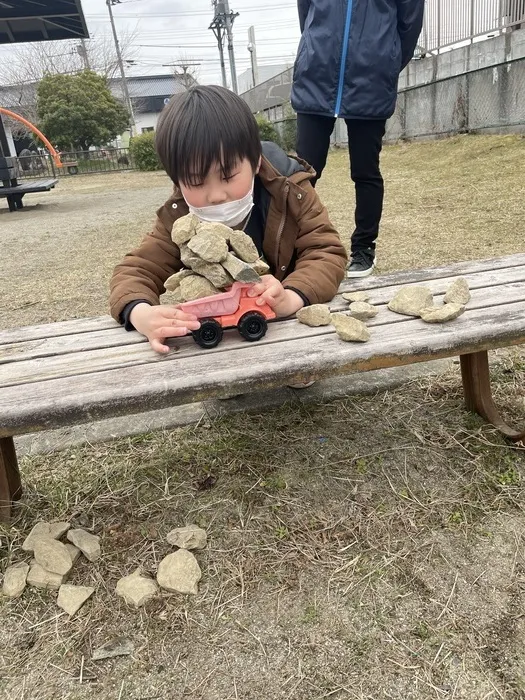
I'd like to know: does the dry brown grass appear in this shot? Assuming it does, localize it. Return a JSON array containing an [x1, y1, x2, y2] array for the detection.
[[1, 135, 525, 699]]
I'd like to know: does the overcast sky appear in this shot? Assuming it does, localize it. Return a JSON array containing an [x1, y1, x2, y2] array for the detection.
[[82, 0, 299, 86]]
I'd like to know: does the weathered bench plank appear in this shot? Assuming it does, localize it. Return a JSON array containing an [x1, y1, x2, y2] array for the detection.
[[345, 253, 525, 291], [2, 281, 525, 388], [1, 299, 523, 438], [2, 254, 524, 347], [2, 267, 525, 369]]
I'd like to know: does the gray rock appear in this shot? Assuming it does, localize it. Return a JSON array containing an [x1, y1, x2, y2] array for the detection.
[[331, 313, 370, 342], [420, 303, 465, 323], [2, 562, 29, 599], [22, 521, 70, 552], [444, 278, 471, 306], [342, 291, 370, 303], [192, 260, 234, 289], [67, 529, 101, 562], [180, 274, 220, 301], [198, 221, 232, 242], [27, 562, 67, 590], [157, 550, 202, 595], [229, 231, 260, 263], [116, 568, 158, 608], [349, 301, 378, 321], [188, 230, 229, 263], [66, 544, 81, 565], [222, 253, 261, 283], [252, 258, 270, 276], [164, 268, 193, 292], [166, 525, 207, 550], [92, 637, 134, 661], [57, 584, 95, 616], [172, 214, 199, 246], [164, 287, 184, 305], [387, 286, 434, 317], [179, 243, 202, 269], [296, 305, 332, 327], [33, 537, 73, 576]]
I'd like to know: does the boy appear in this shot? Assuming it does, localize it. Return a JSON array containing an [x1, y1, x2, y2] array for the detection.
[[110, 85, 346, 354]]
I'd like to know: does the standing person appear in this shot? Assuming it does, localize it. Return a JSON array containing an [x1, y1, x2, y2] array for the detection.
[[291, 0, 425, 278]]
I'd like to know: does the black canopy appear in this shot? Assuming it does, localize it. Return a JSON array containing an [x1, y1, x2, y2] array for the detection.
[[0, 0, 88, 44]]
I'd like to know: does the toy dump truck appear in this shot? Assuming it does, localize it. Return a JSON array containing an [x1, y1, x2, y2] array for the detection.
[[178, 282, 276, 349]]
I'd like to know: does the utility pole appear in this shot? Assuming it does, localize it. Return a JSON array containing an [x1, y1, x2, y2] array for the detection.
[[247, 26, 259, 88], [209, 1, 239, 93], [77, 39, 92, 70], [106, 0, 136, 136]]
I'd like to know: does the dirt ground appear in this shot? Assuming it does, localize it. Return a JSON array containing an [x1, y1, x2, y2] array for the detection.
[[1, 135, 525, 700]]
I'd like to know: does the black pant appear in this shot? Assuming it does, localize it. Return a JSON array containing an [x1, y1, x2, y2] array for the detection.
[[296, 114, 386, 254]]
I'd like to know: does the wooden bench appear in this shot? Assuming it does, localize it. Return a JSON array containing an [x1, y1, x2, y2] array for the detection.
[[1, 254, 524, 523], [0, 178, 58, 212]]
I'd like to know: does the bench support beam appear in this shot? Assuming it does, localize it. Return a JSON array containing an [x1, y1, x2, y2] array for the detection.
[[461, 351, 525, 443], [0, 437, 22, 524]]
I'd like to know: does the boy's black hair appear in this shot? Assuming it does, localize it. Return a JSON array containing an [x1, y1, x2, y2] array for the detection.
[[155, 85, 262, 186]]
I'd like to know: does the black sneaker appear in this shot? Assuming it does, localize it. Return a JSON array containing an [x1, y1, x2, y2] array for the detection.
[[346, 249, 376, 278]]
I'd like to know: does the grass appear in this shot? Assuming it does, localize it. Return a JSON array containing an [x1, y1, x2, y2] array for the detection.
[[1, 134, 525, 699]]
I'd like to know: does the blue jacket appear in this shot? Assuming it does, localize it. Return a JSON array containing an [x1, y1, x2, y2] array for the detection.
[[291, 0, 425, 120]]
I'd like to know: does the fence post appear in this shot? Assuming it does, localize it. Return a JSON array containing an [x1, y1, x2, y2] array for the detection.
[[470, 0, 475, 44], [437, 0, 441, 54]]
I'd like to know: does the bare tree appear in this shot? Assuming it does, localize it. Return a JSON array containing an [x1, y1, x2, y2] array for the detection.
[[0, 31, 138, 139], [168, 54, 201, 90]]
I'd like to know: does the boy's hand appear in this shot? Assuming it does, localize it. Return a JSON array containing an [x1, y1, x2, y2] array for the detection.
[[247, 275, 305, 318], [129, 303, 200, 354]]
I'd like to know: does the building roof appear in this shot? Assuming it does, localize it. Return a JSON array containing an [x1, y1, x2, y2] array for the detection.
[[111, 74, 186, 99], [0, 74, 186, 115], [0, 0, 88, 45]]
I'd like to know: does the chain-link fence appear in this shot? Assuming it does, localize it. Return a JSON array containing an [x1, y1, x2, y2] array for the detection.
[[385, 57, 525, 141]]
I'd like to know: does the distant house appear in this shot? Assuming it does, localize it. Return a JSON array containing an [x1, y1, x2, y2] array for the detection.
[[0, 73, 187, 151]]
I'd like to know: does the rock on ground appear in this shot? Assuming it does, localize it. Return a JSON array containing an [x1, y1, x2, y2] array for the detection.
[[27, 562, 67, 590], [349, 301, 378, 321], [57, 584, 95, 616], [420, 303, 466, 323], [388, 286, 434, 317], [331, 313, 370, 342], [166, 525, 207, 550], [444, 278, 471, 306], [22, 521, 70, 552], [67, 529, 101, 562], [296, 305, 332, 327], [157, 549, 202, 595], [33, 537, 73, 576], [2, 562, 30, 599], [92, 638, 134, 661], [116, 568, 158, 608]]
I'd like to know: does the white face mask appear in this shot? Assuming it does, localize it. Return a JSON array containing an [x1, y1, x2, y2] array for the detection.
[[185, 181, 254, 228]]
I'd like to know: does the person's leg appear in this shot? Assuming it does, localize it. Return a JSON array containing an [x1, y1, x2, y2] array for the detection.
[[345, 119, 386, 277], [296, 113, 336, 186]]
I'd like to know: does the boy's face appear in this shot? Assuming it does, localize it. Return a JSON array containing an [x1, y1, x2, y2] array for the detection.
[[179, 157, 260, 208]]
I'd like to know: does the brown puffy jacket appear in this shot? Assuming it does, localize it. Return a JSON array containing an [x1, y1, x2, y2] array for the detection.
[[110, 142, 346, 321]]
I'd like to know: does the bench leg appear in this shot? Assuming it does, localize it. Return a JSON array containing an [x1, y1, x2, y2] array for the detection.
[[0, 437, 22, 524], [460, 351, 525, 443]]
